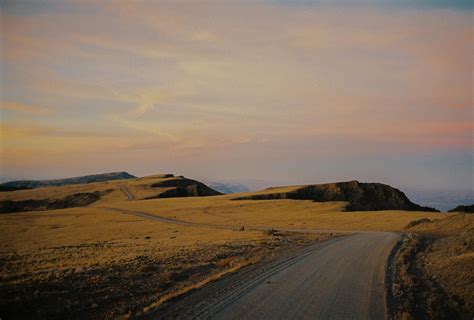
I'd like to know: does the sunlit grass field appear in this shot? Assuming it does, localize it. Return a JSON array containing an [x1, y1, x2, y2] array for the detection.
[[1, 175, 471, 318], [109, 194, 454, 232]]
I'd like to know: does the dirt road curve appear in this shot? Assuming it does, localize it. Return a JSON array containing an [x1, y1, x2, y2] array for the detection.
[[150, 232, 399, 320], [119, 184, 135, 201], [104, 195, 400, 319]]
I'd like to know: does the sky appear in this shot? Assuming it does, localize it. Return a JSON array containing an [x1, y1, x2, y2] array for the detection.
[[0, 0, 472, 192]]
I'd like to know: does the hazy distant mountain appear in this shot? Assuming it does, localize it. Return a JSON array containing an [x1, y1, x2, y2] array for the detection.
[[405, 188, 474, 212], [448, 204, 474, 213], [0, 172, 136, 190], [206, 182, 250, 194]]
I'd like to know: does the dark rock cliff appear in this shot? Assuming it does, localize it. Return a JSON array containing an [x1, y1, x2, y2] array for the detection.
[[147, 177, 223, 198], [234, 180, 439, 212]]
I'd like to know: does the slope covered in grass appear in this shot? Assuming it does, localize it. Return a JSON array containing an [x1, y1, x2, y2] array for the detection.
[[0, 172, 136, 189], [0, 174, 221, 213], [393, 214, 474, 319], [234, 180, 438, 212]]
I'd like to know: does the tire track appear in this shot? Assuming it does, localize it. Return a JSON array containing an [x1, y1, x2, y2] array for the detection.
[[146, 232, 400, 320]]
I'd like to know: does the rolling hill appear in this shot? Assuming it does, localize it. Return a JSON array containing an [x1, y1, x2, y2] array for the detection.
[[0, 175, 440, 214], [234, 180, 439, 212], [145, 176, 222, 198], [0, 172, 136, 189], [0, 174, 222, 214]]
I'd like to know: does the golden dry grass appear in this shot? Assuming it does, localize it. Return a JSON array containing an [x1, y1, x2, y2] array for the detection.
[[0, 198, 329, 319], [0, 175, 207, 207], [403, 214, 474, 316], [109, 195, 453, 232], [406, 213, 474, 236], [0, 206, 269, 273], [1, 175, 453, 233], [0, 180, 124, 202]]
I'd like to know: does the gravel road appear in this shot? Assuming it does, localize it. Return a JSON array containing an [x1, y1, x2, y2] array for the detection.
[[146, 232, 399, 320], [107, 187, 400, 319]]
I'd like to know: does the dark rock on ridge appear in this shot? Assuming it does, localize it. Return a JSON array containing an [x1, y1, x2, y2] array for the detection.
[[147, 177, 222, 198], [234, 180, 439, 212]]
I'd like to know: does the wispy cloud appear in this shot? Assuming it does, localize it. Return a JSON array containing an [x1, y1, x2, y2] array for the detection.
[[1, 102, 52, 115], [1, 1, 472, 188]]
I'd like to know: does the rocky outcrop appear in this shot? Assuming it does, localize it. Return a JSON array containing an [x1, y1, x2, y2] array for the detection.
[[0, 172, 136, 189], [234, 180, 439, 212], [147, 177, 222, 198]]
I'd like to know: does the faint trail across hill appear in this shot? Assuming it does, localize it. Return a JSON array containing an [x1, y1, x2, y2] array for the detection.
[[104, 207, 239, 230], [119, 185, 135, 201], [148, 232, 400, 320], [102, 206, 370, 234]]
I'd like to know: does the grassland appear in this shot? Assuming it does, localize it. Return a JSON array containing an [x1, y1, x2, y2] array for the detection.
[[0, 199, 329, 319], [0, 175, 471, 319], [0, 175, 218, 213], [393, 214, 474, 319], [109, 195, 451, 232], [0, 175, 181, 204]]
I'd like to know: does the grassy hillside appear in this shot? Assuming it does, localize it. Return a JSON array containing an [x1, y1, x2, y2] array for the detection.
[[1, 176, 440, 215], [393, 214, 474, 318], [0, 174, 221, 214], [114, 195, 449, 232], [234, 180, 438, 212], [0, 206, 327, 319], [0, 172, 136, 189]]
